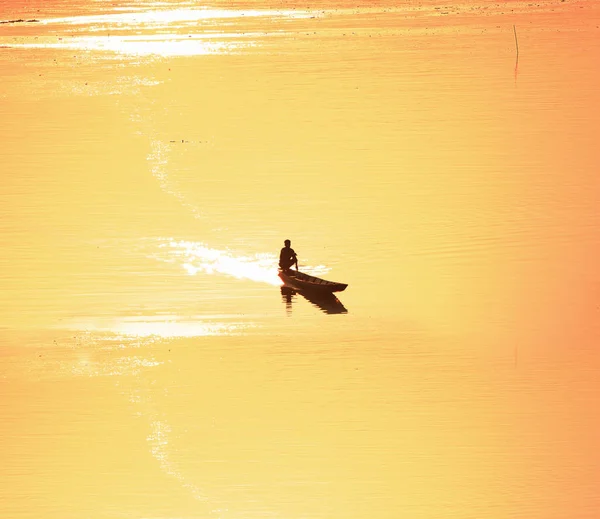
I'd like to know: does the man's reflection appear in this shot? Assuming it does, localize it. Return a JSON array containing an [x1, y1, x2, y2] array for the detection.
[[280, 287, 348, 315]]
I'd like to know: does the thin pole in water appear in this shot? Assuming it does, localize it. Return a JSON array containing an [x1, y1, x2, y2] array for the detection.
[[513, 25, 519, 82]]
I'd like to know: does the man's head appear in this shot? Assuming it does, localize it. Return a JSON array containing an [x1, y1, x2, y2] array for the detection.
[[284, 239, 291, 247]]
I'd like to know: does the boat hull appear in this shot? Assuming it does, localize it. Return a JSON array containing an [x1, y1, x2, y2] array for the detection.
[[278, 269, 348, 293]]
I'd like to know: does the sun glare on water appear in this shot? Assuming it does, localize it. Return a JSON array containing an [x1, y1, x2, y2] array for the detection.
[[63, 315, 248, 338], [163, 240, 283, 286], [0, 7, 315, 57], [6, 35, 254, 57], [37, 8, 314, 27]]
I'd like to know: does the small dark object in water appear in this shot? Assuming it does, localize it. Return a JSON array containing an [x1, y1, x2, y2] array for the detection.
[[279, 269, 348, 294], [0, 18, 39, 24], [280, 286, 348, 315]]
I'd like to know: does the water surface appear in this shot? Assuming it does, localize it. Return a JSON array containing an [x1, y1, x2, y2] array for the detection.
[[1, 1, 599, 518]]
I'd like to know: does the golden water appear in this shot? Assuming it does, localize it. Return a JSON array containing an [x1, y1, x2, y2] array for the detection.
[[1, 1, 599, 518]]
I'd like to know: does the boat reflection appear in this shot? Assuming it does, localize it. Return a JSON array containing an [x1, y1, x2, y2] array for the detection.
[[280, 286, 348, 315]]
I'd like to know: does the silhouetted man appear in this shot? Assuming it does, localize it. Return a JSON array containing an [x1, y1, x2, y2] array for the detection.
[[279, 239, 298, 272]]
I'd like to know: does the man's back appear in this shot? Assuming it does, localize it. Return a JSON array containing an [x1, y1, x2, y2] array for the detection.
[[279, 243, 297, 270]]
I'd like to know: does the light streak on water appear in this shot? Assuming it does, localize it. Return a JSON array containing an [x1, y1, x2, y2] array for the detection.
[[60, 315, 249, 338], [0, 7, 315, 57], [147, 141, 205, 219], [37, 8, 315, 27], [5, 35, 254, 57], [164, 240, 283, 286], [161, 239, 330, 286], [147, 419, 207, 502]]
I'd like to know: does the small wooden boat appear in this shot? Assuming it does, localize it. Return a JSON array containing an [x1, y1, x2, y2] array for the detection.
[[278, 269, 348, 293]]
